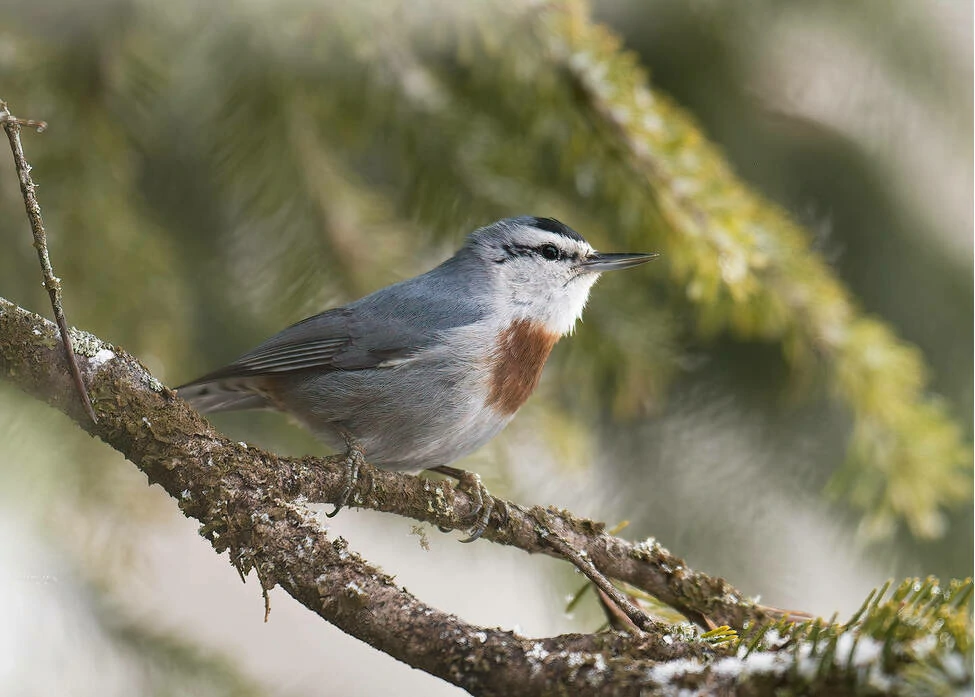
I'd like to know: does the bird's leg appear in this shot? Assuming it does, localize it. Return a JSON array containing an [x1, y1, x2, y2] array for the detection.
[[427, 466, 508, 543], [325, 430, 367, 518]]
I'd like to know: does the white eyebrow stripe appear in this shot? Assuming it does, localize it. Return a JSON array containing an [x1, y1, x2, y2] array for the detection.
[[511, 228, 594, 256]]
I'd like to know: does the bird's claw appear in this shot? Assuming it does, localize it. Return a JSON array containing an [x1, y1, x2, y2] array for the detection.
[[451, 471, 507, 543], [326, 434, 368, 517]]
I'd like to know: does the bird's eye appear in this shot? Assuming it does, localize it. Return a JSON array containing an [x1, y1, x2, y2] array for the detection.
[[540, 244, 560, 261]]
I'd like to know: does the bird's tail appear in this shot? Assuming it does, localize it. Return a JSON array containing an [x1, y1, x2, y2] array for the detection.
[[175, 379, 271, 414]]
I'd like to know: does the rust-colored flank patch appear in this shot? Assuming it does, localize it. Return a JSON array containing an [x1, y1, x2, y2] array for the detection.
[[486, 318, 559, 415]]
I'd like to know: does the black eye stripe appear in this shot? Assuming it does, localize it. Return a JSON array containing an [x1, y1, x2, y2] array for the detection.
[[498, 242, 580, 263]]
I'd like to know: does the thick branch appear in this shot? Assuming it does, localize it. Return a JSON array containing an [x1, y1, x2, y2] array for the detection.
[[0, 298, 780, 632], [0, 293, 870, 697], [0, 296, 734, 694], [2, 298, 938, 696]]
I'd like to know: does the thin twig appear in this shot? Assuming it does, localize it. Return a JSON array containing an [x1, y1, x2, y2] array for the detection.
[[531, 508, 662, 633], [0, 112, 47, 132], [1, 99, 97, 423], [595, 587, 641, 633]]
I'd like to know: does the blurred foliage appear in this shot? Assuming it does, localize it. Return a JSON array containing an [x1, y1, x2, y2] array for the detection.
[[105, 611, 267, 697], [1, 0, 968, 534], [0, 0, 971, 692]]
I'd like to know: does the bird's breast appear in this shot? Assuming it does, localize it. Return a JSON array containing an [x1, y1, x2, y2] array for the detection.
[[485, 318, 559, 415]]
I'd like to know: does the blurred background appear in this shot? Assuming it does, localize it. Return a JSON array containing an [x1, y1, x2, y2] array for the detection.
[[1, 0, 971, 694]]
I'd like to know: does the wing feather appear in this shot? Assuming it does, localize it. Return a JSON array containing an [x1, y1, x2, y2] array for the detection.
[[177, 308, 421, 389], [177, 261, 490, 393]]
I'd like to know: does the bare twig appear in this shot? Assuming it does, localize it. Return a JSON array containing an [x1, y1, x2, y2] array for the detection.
[[0, 99, 97, 424], [0, 111, 48, 132], [531, 508, 662, 634], [595, 587, 641, 633]]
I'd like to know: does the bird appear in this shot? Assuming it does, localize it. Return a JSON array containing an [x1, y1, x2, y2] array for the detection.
[[177, 216, 655, 540]]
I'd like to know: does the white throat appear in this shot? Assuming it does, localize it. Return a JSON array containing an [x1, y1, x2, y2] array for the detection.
[[501, 272, 600, 336]]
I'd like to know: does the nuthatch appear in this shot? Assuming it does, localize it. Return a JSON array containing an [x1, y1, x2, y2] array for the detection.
[[178, 217, 655, 540]]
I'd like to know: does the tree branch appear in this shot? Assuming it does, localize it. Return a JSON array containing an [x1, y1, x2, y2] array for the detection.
[[2, 295, 968, 696], [0, 296, 730, 694], [0, 291, 787, 629], [0, 99, 97, 424]]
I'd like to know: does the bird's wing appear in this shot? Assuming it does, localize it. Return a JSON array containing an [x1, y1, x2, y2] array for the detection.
[[176, 307, 430, 388]]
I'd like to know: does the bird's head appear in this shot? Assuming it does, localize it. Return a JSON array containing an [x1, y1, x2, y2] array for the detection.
[[463, 216, 656, 335]]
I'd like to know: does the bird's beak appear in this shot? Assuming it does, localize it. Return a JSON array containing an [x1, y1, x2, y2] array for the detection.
[[579, 251, 658, 272]]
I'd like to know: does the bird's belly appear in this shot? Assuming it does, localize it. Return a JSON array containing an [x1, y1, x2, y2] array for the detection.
[[279, 362, 510, 473]]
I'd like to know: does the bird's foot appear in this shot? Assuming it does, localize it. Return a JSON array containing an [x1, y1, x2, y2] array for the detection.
[[428, 466, 508, 543], [325, 433, 369, 518]]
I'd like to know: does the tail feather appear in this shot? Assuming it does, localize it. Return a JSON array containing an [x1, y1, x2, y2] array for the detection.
[[176, 380, 271, 414]]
